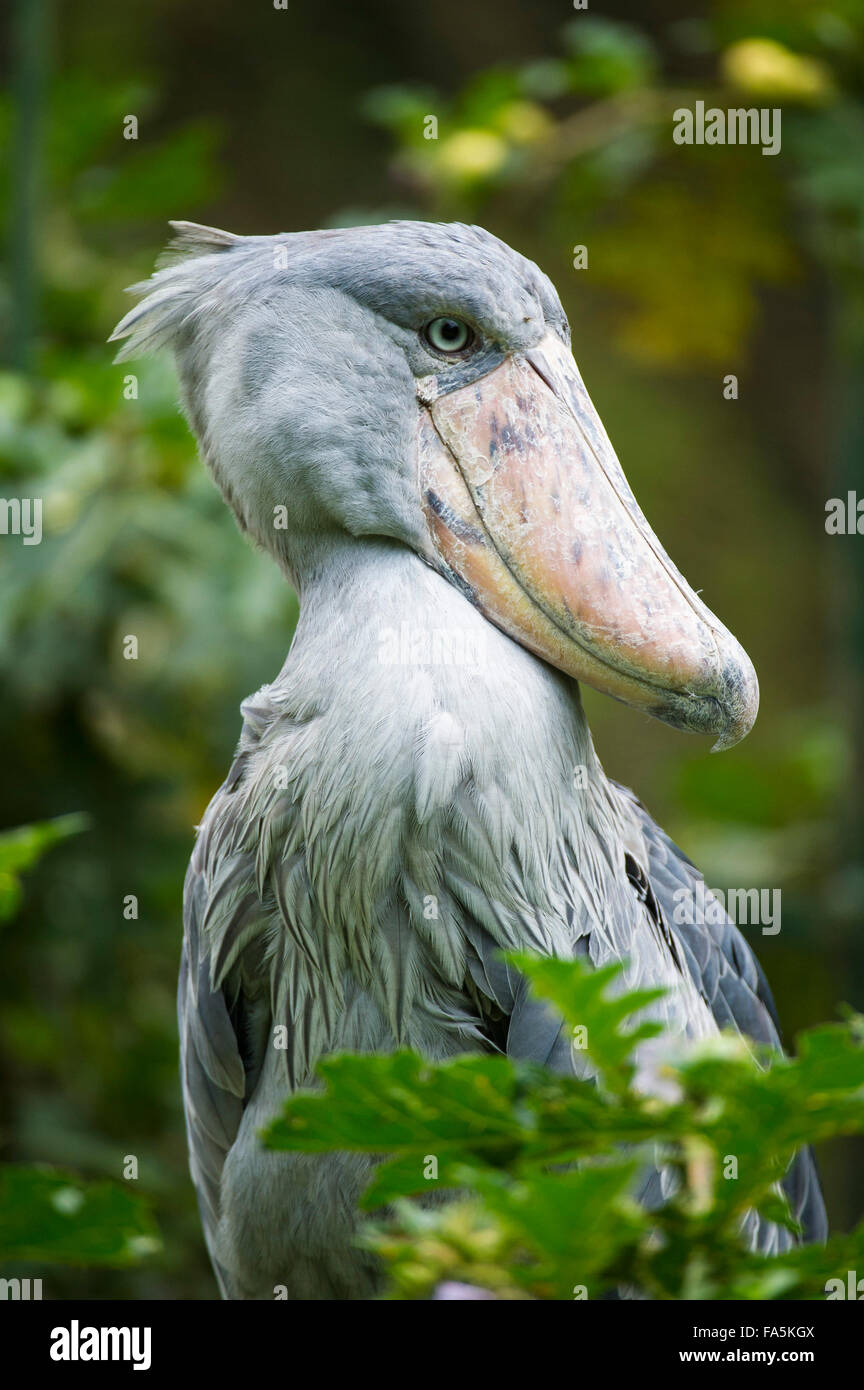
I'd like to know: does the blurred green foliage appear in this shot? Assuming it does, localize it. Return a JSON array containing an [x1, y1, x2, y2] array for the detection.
[[264, 955, 864, 1300], [0, 817, 158, 1276], [0, 1165, 159, 1268], [1, 63, 295, 1298], [363, 11, 864, 342], [0, 813, 88, 921]]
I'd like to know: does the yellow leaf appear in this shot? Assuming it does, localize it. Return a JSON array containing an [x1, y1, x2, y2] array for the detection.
[[722, 39, 835, 104]]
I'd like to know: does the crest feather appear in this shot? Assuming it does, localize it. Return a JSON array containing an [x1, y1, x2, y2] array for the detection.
[[108, 220, 252, 361], [166, 221, 246, 256]]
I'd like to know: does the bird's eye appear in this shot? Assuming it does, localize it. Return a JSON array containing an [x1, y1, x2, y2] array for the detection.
[[422, 317, 475, 356]]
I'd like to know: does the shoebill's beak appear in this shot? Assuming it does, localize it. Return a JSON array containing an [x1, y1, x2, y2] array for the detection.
[[418, 332, 758, 750]]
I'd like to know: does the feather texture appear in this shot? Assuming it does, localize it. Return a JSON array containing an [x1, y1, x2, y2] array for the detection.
[[174, 547, 824, 1297]]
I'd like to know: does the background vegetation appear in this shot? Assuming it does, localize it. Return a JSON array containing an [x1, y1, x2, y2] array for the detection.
[[1, 0, 862, 1297]]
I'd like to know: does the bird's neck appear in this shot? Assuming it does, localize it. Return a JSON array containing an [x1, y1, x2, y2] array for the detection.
[[282, 536, 598, 775], [228, 539, 695, 1070], [267, 538, 622, 874]]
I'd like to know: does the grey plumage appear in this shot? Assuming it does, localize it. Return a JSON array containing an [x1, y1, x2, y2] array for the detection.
[[112, 219, 825, 1298]]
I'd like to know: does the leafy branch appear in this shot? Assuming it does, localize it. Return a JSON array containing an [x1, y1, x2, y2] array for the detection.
[[263, 954, 864, 1300]]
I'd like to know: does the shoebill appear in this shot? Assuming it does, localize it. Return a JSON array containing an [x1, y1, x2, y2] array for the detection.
[[111, 219, 826, 1298]]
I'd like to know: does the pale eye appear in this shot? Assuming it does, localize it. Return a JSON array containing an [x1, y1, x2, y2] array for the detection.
[[422, 317, 474, 355]]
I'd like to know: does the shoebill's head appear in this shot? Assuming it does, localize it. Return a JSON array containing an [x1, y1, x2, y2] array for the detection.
[[111, 219, 758, 749]]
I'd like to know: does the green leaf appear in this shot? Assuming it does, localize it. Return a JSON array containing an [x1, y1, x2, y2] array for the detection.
[[506, 952, 667, 1091], [263, 1051, 526, 1157], [468, 1161, 642, 1297], [560, 17, 658, 95], [0, 1166, 160, 1267], [0, 814, 90, 922]]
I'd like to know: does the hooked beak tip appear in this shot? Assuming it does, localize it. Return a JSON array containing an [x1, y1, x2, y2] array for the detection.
[[698, 655, 760, 752], [647, 643, 759, 751], [711, 718, 754, 754], [710, 701, 758, 753]]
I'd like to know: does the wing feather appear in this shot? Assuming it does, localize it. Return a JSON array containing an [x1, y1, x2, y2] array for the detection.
[[178, 850, 247, 1286], [615, 781, 828, 1244]]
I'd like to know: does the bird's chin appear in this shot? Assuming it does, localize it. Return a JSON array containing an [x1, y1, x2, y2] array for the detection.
[[416, 332, 758, 751]]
